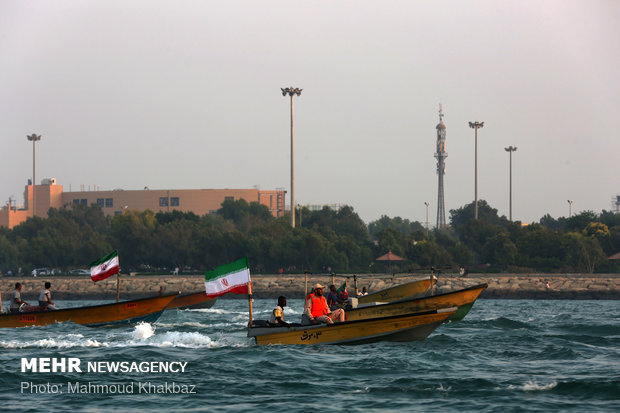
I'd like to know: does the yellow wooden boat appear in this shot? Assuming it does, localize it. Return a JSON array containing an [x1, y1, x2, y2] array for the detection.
[[167, 292, 217, 310], [0, 293, 179, 328], [247, 307, 456, 346], [347, 283, 488, 322], [357, 277, 435, 304]]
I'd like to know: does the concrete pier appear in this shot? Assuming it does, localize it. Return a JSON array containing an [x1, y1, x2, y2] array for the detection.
[[1, 273, 619, 301]]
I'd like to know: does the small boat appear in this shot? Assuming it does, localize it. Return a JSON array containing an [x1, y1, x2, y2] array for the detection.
[[357, 276, 436, 304], [247, 307, 456, 346], [0, 293, 179, 328], [347, 283, 488, 323], [166, 292, 217, 310]]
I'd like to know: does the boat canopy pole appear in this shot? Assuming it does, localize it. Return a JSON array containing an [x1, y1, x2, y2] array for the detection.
[[248, 281, 254, 327], [0, 290, 3, 313], [304, 272, 308, 298]]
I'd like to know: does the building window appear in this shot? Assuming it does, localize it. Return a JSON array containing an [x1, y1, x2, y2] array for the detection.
[[73, 199, 80, 205], [97, 198, 104, 207], [105, 198, 113, 208], [171, 197, 179, 207], [224, 196, 234, 201], [114, 211, 122, 216], [270, 195, 273, 209], [159, 197, 169, 207], [80, 199, 87, 205]]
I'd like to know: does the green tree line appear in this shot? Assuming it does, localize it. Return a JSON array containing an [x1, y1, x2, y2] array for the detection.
[[0, 199, 618, 275]]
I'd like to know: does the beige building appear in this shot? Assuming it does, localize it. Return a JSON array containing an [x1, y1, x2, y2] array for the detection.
[[0, 179, 286, 229]]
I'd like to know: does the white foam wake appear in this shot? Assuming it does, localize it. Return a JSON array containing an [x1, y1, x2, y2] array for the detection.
[[132, 322, 155, 340], [521, 380, 558, 391]]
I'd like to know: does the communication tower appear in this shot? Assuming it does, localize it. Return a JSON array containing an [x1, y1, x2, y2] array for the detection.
[[435, 104, 448, 228]]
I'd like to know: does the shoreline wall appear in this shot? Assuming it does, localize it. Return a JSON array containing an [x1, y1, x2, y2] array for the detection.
[[1, 273, 619, 301]]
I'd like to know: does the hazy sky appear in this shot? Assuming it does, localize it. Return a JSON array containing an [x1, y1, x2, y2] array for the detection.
[[1, 0, 619, 224]]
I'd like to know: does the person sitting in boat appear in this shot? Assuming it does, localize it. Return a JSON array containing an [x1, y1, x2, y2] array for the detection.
[[304, 283, 345, 325], [326, 284, 340, 310], [338, 285, 349, 302], [38, 282, 57, 310], [358, 286, 368, 296], [9, 283, 28, 313], [270, 296, 290, 327]]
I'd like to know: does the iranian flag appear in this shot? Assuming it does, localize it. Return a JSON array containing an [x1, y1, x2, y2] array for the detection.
[[204, 257, 251, 297], [89, 250, 120, 282]]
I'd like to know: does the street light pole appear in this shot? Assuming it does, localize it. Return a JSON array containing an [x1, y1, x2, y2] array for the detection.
[[568, 200, 573, 217], [281, 87, 302, 228], [468, 121, 484, 219], [424, 202, 430, 236], [505, 146, 517, 221], [26, 133, 41, 217]]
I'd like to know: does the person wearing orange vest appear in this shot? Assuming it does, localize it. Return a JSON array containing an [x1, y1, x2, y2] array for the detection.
[[304, 283, 345, 324]]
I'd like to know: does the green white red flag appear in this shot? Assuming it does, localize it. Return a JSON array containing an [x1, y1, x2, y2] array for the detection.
[[204, 257, 251, 297], [89, 250, 120, 282]]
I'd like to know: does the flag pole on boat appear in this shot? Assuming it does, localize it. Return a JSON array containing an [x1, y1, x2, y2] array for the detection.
[[0, 289, 3, 313], [248, 280, 254, 327], [305, 271, 308, 298], [116, 273, 121, 303]]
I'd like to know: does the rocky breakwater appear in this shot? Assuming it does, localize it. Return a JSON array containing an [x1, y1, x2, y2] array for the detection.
[[436, 274, 620, 300], [1, 273, 619, 301], [251, 273, 620, 300]]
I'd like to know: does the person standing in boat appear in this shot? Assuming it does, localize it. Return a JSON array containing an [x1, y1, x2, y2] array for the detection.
[[38, 282, 57, 310], [9, 283, 28, 313], [304, 283, 345, 324], [270, 296, 290, 327]]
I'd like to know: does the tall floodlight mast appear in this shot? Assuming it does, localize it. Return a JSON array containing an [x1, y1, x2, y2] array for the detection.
[[27, 133, 42, 217], [281, 87, 302, 228], [434, 105, 448, 228]]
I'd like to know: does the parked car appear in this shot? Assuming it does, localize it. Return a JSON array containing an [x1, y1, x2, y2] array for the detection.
[[32, 268, 51, 277], [68, 269, 90, 275]]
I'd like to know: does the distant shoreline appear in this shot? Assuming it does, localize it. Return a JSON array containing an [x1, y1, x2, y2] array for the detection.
[[2, 273, 619, 301]]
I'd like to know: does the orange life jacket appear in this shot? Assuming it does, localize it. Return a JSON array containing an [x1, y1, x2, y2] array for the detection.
[[309, 293, 329, 318]]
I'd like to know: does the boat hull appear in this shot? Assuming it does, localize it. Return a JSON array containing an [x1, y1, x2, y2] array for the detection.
[[248, 308, 455, 346], [347, 283, 487, 322], [357, 277, 435, 304], [167, 292, 217, 310], [0, 294, 179, 328]]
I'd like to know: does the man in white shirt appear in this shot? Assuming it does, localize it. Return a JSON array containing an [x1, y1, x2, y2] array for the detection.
[[38, 282, 57, 310]]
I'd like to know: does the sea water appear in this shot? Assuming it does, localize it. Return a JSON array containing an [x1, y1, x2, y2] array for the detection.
[[1, 299, 618, 412]]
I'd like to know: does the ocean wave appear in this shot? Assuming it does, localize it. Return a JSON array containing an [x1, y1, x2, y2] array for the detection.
[[185, 308, 245, 315], [137, 331, 250, 348], [0, 337, 109, 349], [155, 321, 211, 329], [481, 317, 534, 330]]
